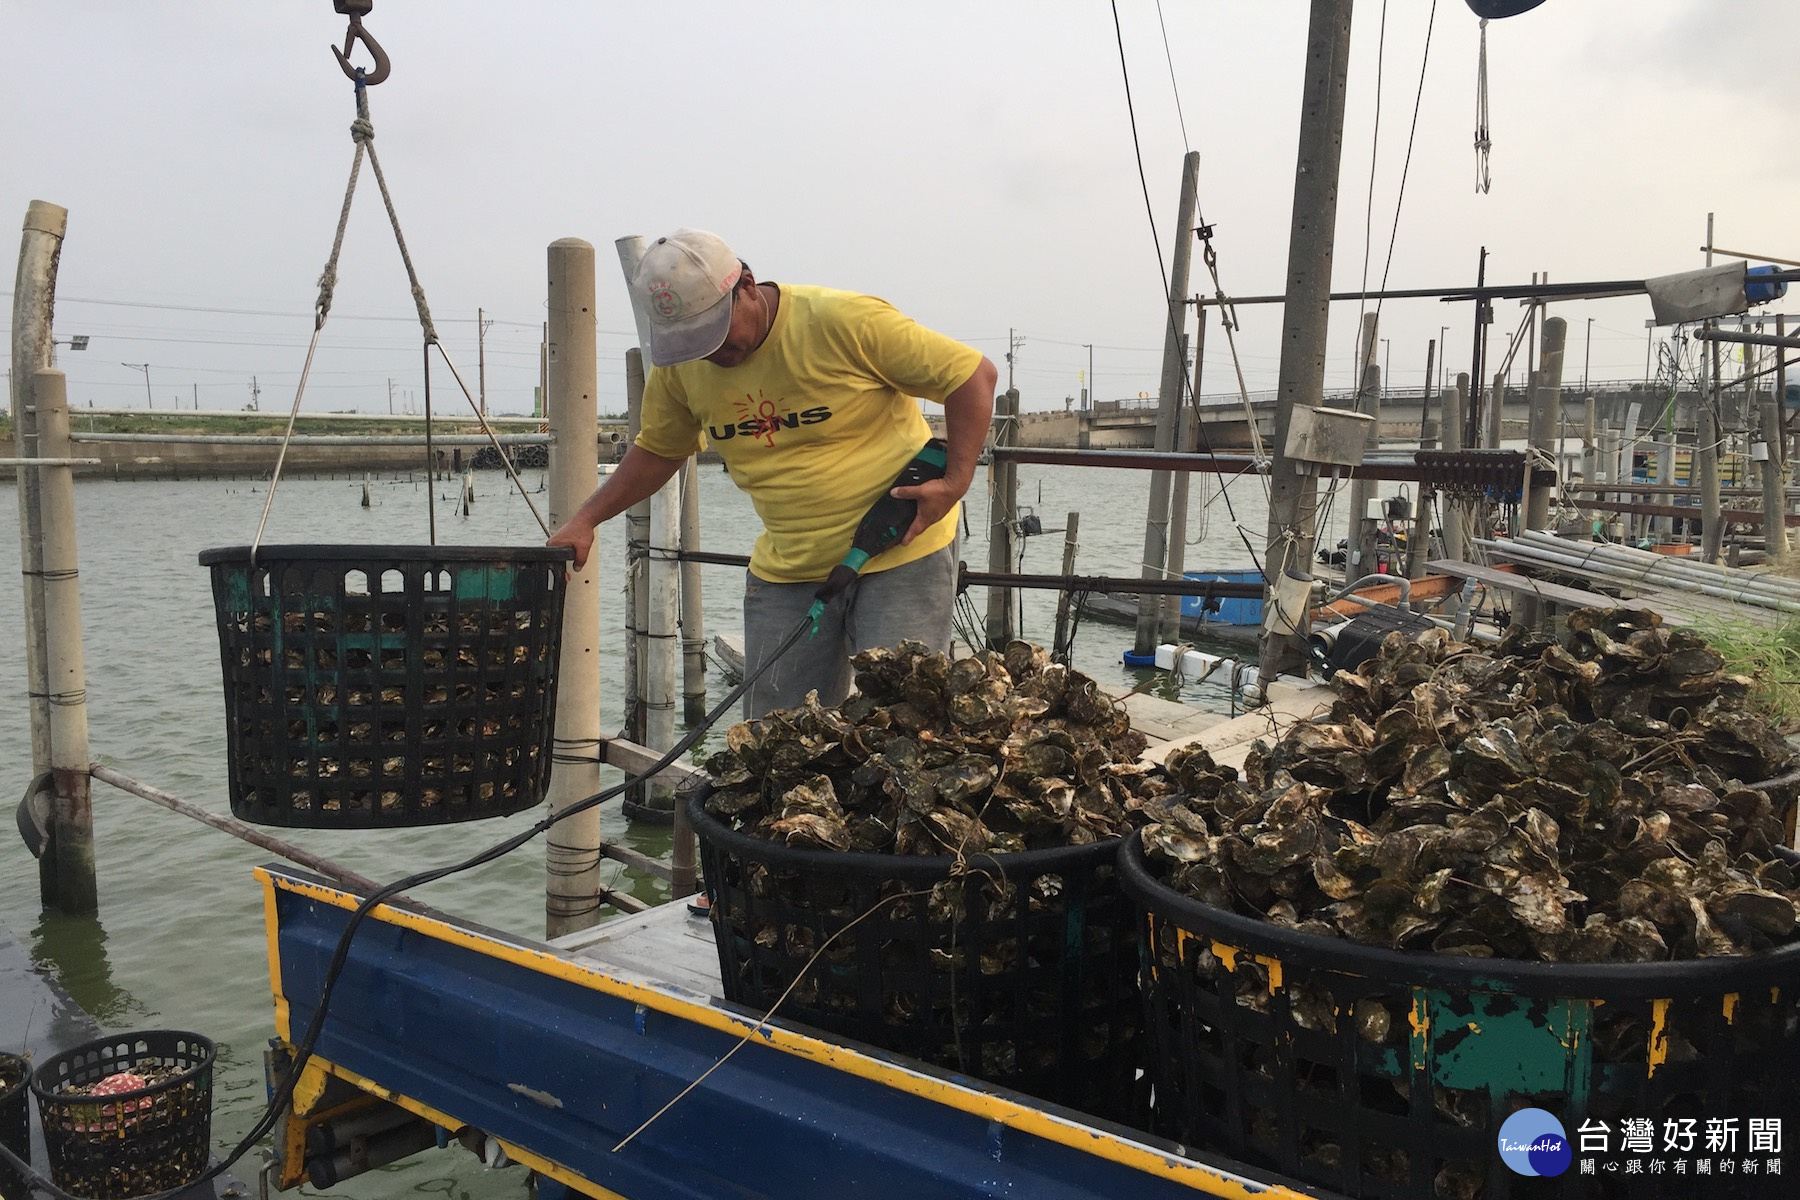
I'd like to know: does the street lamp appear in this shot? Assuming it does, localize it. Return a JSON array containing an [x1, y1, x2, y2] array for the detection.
[[121, 362, 153, 408]]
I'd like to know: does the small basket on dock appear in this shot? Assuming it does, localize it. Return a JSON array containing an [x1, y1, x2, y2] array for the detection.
[[689, 791, 1143, 1124], [200, 544, 572, 828], [1120, 831, 1800, 1200], [30, 1031, 215, 1200], [1, 1050, 29, 1195]]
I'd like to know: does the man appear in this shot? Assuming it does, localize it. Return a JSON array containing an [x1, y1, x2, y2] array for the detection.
[[548, 228, 997, 717]]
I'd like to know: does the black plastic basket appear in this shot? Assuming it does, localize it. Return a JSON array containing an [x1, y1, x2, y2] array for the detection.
[[1120, 832, 1800, 1199], [1, 1051, 28, 1197], [200, 545, 572, 828], [689, 792, 1142, 1124], [31, 1031, 214, 1200]]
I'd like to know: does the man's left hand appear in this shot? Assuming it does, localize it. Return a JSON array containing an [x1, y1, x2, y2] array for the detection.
[[890, 476, 964, 545]]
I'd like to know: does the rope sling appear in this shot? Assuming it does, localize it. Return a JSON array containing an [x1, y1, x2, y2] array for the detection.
[[251, 35, 550, 555]]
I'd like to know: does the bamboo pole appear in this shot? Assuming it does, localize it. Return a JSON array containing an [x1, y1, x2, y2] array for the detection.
[[12, 201, 64, 905], [679, 458, 707, 724], [544, 238, 604, 938], [35, 367, 97, 913]]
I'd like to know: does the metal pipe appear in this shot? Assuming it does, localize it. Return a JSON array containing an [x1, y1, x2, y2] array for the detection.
[[1477, 536, 1800, 614], [70, 432, 549, 445], [1328, 573, 1411, 611], [1513, 530, 1800, 599], [0, 457, 101, 466], [306, 1119, 439, 1189]]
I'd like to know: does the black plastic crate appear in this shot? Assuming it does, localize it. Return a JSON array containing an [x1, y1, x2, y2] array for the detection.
[[200, 544, 571, 828], [1121, 832, 1800, 1199], [31, 1031, 214, 1200], [690, 792, 1143, 1125]]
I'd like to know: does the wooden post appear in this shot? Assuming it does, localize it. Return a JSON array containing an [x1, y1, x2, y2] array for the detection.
[[544, 238, 603, 938], [985, 387, 1020, 648], [12, 201, 64, 906], [1518, 317, 1567, 629], [1443, 375, 1467, 562], [1161, 315, 1205, 642], [679, 458, 707, 724], [1346, 314, 1381, 576], [1768, 314, 1791, 565], [35, 368, 97, 914], [1701, 216, 1724, 561], [1257, 0, 1354, 688], [1051, 511, 1081, 663], [1419, 339, 1437, 448], [1134, 150, 1200, 655]]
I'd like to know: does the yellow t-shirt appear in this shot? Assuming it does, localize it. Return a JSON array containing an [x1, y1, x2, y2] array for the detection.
[[636, 284, 984, 584]]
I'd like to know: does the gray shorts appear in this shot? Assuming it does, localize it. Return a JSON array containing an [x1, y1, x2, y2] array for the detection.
[[741, 539, 958, 718]]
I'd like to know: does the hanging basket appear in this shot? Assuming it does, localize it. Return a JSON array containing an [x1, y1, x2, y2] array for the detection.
[[200, 544, 572, 829]]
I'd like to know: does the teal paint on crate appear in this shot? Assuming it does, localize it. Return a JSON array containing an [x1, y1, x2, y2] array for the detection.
[[455, 564, 517, 602], [1424, 987, 1592, 1100]]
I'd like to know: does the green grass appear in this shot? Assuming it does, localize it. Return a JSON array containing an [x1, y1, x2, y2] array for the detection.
[[1691, 615, 1800, 733]]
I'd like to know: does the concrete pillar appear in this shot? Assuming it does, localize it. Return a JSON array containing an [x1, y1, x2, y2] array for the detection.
[[544, 238, 602, 939]]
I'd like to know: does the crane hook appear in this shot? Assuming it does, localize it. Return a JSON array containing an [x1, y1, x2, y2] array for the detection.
[[331, 3, 390, 87]]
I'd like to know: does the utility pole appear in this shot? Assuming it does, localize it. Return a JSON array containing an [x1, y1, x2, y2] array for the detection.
[[1584, 317, 1594, 392], [387, 377, 395, 415], [1005, 329, 1025, 393], [251, 375, 260, 412], [1084, 343, 1094, 409], [121, 362, 152, 409], [478, 306, 491, 418], [1256, 0, 1354, 689]]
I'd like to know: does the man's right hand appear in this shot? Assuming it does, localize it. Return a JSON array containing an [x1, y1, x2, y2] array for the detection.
[[547, 520, 596, 571]]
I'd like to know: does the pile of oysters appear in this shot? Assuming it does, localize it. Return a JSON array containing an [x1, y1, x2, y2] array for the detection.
[[702, 640, 1178, 854], [1141, 608, 1800, 962]]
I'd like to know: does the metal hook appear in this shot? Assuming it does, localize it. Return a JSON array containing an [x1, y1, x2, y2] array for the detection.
[[332, 17, 390, 86]]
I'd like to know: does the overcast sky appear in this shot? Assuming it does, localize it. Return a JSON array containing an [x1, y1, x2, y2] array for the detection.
[[4, 1, 1796, 418]]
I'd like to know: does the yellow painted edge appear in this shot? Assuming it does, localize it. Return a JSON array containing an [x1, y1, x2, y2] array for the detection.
[[1646, 997, 1671, 1077], [255, 867, 290, 1041], [1256, 954, 1283, 992], [305, 1053, 628, 1200], [1209, 939, 1238, 972], [265, 872, 1316, 1200], [1722, 992, 1739, 1024]]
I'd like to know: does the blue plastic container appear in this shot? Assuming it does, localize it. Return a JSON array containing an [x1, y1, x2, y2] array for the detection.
[[1179, 570, 1264, 626], [1747, 263, 1789, 306]]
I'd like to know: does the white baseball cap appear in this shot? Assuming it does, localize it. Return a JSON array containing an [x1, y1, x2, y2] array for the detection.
[[632, 229, 743, 366]]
